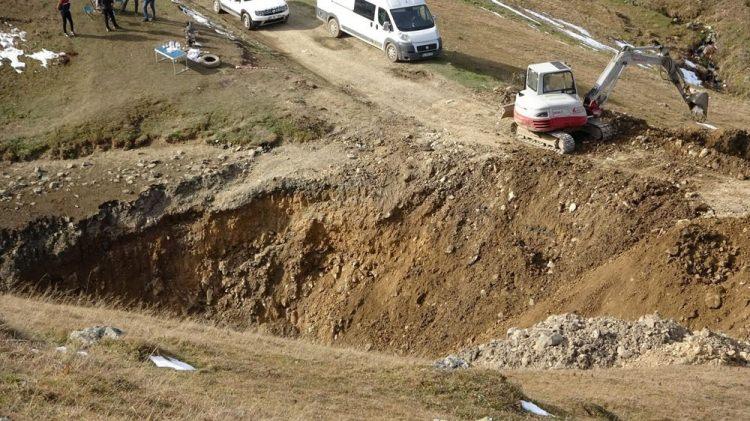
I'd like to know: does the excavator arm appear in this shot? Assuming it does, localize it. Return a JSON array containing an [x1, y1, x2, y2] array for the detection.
[[583, 45, 709, 122]]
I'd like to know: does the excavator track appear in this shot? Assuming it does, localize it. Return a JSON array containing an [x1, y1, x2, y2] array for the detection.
[[585, 118, 615, 141], [515, 125, 575, 154]]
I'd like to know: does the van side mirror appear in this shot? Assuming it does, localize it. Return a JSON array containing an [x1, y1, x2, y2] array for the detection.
[[383, 22, 392, 32]]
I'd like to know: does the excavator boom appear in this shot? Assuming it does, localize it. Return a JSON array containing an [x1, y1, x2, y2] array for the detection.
[[584, 45, 709, 121]]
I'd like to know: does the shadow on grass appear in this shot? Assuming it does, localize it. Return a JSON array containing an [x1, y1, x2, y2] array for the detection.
[[428, 50, 525, 89]]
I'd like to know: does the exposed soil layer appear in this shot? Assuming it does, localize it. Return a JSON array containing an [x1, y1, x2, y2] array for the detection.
[[2, 140, 748, 357]]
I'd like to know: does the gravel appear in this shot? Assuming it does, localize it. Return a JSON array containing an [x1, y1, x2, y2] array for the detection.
[[442, 314, 750, 370]]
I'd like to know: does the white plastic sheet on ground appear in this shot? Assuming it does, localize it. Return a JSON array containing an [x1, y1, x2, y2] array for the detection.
[[696, 122, 718, 130], [680, 68, 703, 87], [488, 0, 614, 52], [149, 355, 196, 371], [520, 400, 552, 417], [55, 346, 89, 356], [1, 24, 63, 73], [0, 26, 27, 73], [28, 49, 61, 68]]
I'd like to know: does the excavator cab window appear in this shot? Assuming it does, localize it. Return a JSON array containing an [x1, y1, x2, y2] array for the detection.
[[543, 71, 576, 94], [527, 69, 539, 92]]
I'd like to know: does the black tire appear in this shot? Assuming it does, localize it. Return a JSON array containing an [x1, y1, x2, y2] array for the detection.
[[198, 54, 221, 69], [328, 17, 341, 38], [213, 0, 223, 14], [242, 13, 256, 30], [385, 42, 399, 63]]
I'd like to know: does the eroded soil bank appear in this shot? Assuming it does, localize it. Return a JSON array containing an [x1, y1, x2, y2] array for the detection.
[[2, 140, 748, 356]]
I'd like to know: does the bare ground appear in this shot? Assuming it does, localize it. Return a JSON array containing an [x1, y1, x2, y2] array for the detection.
[[2, 0, 750, 419]]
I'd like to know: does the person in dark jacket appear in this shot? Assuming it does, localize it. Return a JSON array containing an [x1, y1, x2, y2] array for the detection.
[[121, 0, 138, 14], [143, 0, 156, 22], [101, 0, 121, 32], [57, 0, 75, 37]]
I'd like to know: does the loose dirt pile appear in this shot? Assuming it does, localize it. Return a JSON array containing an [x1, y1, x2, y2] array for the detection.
[[444, 313, 750, 370], [667, 224, 739, 284]]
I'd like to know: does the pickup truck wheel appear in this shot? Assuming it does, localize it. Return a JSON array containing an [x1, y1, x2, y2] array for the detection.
[[328, 17, 341, 38], [385, 43, 399, 63], [213, 0, 223, 14], [242, 13, 257, 29]]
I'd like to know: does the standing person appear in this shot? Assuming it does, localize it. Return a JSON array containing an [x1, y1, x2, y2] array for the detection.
[[121, 0, 139, 14], [57, 0, 75, 37], [143, 0, 156, 22], [101, 0, 121, 32]]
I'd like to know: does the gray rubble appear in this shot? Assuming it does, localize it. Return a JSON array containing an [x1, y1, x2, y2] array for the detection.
[[446, 314, 750, 370], [68, 326, 125, 346]]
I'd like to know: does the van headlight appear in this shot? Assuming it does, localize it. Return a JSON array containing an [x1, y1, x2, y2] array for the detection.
[[399, 33, 410, 42]]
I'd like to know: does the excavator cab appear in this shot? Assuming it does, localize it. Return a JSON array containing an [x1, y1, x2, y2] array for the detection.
[[510, 62, 589, 133]]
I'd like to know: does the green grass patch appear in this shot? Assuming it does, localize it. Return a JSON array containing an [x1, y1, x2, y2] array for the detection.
[[211, 111, 332, 147]]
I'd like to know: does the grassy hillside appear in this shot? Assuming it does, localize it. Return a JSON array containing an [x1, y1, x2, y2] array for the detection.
[[0, 294, 531, 419], [631, 0, 750, 97], [0, 1, 329, 161], [470, 0, 750, 97]]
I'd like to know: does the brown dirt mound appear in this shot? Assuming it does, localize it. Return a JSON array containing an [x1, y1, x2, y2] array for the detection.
[[518, 219, 750, 343], [673, 128, 750, 160]]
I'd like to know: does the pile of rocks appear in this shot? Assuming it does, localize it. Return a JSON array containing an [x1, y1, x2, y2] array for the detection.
[[438, 314, 750, 370]]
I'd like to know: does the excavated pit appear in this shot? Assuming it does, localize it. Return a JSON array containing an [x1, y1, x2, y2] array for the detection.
[[1, 145, 748, 356]]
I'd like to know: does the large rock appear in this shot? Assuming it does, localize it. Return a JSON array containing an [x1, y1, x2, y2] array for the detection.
[[68, 326, 125, 346]]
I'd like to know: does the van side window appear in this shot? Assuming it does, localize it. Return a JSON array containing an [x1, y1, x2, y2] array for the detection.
[[353, 0, 376, 20], [527, 69, 538, 92], [377, 8, 391, 26]]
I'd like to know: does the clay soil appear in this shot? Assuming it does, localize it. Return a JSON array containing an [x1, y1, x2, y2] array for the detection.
[[2, 0, 750, 418]]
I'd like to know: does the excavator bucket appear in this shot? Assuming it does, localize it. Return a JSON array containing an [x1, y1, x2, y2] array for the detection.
[[689, 92, 709, 122], [501, 103, 515, 119]]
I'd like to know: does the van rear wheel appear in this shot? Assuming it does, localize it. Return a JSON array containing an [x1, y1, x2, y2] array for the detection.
[[328, 18, 341, 38], [385, 43, 399, 63], [213, 0, 223, 14]]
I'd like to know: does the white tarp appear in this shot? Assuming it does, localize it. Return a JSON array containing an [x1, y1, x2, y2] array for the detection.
[[520, 400, 552, 417], [149, 355, 196, 371], [1, 24, 63, 73]]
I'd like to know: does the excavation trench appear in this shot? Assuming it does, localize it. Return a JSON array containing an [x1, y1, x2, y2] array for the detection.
[[1, 149, 748, 355]]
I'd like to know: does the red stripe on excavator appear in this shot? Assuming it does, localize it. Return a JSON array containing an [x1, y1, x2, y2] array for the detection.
[[514, 112, 588, 132]]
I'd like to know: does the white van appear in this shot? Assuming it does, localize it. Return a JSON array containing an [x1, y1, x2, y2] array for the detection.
[[213, 0, 290, 29], [316, 0, 442, 62]]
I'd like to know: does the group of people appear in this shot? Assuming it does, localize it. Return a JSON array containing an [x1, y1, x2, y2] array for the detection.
[[56, 0, 158, 36]]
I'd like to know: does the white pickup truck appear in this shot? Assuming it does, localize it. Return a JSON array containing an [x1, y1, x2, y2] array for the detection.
[[213, 0, 290, 29]]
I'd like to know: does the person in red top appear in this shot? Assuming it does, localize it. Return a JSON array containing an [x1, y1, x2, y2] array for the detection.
[[57, 0, 75, 37]]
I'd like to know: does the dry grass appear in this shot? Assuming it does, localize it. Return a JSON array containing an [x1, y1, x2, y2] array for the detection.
[[0, 294, 531, 420]]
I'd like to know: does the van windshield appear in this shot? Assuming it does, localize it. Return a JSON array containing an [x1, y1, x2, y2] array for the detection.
[[390, 5, 435, 32]]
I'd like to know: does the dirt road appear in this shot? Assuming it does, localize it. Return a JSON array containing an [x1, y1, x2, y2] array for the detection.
[[189, 0, 750, 218], [195, 0, 507, 148]]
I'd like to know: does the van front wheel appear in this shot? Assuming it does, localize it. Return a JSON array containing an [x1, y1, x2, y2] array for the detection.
[[242, 13, 255, 30], [385, 43, 399, 63], [328, 18, 341, 38], [213, 0, 223, 14]]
